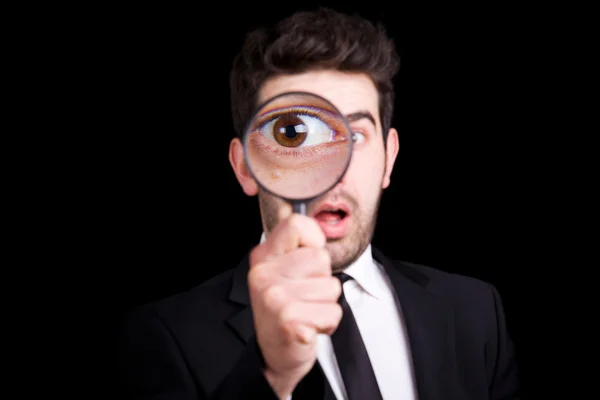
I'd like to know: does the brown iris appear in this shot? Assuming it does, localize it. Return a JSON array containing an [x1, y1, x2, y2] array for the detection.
[[273, 115, 308, 147]]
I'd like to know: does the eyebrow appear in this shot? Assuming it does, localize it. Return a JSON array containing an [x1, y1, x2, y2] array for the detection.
[[344, 111, 377, 130]]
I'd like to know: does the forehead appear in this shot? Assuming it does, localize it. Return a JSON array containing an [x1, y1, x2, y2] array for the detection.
[[258, 70, 380, 127]]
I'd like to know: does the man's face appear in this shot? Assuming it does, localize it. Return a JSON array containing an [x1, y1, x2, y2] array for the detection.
[[230, 70, 399, 271]]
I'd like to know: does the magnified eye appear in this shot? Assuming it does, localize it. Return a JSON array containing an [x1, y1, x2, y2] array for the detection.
[[259, 114, 333, 148]]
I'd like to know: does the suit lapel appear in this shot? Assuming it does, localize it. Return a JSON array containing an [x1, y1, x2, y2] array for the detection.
[[373, 247, 464, 400], [226, 253, 254, 344]]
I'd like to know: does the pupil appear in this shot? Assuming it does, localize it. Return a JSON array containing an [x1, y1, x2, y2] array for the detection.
[[272, 115, 308, 147], [285, 125, 297, 138]]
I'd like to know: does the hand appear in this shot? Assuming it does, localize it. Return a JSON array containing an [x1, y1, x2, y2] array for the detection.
[[248, 206, 343, 399]]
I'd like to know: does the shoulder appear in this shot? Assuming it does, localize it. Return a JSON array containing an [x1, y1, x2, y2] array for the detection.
[[395, 258, 498, 299], [384, 256, 506, 331], [121, 265, 243, 332], [389, 259, 521, 395]]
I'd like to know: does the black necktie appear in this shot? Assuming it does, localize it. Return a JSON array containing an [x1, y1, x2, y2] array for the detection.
[[331, 273, 383, 400]]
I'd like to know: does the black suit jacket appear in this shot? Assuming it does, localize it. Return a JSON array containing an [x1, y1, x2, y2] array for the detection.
[[118, 247, 522, 399]]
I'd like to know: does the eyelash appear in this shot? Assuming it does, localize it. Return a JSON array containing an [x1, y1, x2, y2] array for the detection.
[[256, 106, 334, 125]]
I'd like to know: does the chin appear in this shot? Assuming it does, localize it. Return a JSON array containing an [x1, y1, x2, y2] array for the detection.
[[325, 238, 363, 271]]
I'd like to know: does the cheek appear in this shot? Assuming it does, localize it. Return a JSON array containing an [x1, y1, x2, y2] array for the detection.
[[345, 150, 385, 205]]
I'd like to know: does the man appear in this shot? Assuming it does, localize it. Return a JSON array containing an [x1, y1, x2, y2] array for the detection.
[[118, 7, 522, 399]]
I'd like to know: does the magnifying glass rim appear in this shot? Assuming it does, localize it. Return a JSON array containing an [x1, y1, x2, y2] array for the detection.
[[241, 90, 354, 203]]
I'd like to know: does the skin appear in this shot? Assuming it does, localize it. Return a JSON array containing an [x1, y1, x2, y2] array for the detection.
[[229, 70, 400, 272], [227, 70, 400, 398]]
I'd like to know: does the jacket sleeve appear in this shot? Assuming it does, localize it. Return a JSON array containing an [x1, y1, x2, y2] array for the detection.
[[486, 284, 525, 400], [118, 307, 280, 400]]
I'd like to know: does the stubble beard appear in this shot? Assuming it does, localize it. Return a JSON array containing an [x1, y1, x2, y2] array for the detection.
[[258, 188, 383, 273]]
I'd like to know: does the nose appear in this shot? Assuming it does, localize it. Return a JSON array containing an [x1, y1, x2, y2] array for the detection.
[[331, 176, 347, 192], [337, 156, 355, 187]]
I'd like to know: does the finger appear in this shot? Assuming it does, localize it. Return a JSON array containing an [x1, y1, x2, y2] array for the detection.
[[271, 247, 332, 279], [263, 214, 326, 257], [260, 274, 338, 315], [277, 202, 293, 221], [261, 277, 341, 311], [249, 244, 330, 284], [285, 277, 342, 302], [250, 245, 331, 294], [295, 323, 318, 345], [280, 302, 343, 342]]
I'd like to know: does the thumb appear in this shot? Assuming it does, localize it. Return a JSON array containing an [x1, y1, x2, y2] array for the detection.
[[277, 203, 293, 221]]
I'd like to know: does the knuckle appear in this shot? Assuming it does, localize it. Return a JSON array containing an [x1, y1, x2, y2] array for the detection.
[[330, 277, 342, 297], [304, 246, 322, 262], [263, 284, 287, 309], [249, 245, 262, 266], [248, 264, 270, 289], [279, 303, 295, 324], [314, 248, 331, 268], [278, 304, 299, 334], [334, 303, 343, 321], [286, 213, 305, 232], [320, 305, 340, 330], [311, 222, 327, 245]]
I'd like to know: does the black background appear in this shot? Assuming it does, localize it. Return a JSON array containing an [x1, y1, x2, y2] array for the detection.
[[61, 1, 559, 395]]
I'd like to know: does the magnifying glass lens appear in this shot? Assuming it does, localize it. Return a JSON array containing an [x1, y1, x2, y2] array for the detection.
[[243, 92, 353, 201]]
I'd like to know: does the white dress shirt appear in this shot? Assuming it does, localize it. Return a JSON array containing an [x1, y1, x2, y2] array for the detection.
[[260, 234, 417, 399]]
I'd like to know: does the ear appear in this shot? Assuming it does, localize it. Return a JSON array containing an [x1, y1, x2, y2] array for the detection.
[[229, 137, 258, 196], [382, 128, 399, 189]]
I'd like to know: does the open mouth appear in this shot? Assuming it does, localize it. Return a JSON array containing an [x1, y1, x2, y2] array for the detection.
[[312, 203, 351, 238], [314, 208, 348, 225]]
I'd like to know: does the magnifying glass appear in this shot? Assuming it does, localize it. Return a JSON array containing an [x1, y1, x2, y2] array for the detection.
[[242, 91, 354, 215]]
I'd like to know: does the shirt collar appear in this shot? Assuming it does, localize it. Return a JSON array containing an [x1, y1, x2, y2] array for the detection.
[[343, 244, 384, 300], [259, 232, 384, 300]]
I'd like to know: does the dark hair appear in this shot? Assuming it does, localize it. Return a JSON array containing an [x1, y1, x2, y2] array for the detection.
[[229, 7, 400, 141]]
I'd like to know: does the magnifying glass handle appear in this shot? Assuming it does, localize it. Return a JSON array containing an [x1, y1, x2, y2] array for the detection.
[[292, 201, 307, 215]]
